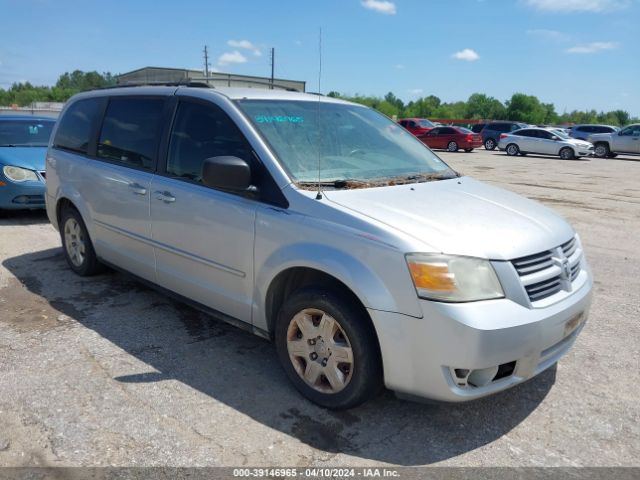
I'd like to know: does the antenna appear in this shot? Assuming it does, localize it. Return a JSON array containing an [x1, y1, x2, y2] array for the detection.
[[316, 27, 323, 200]]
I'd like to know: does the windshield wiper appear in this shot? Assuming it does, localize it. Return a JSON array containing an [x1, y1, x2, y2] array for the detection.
[[296, 179, 373, 189], [384, 171, 460, 185]]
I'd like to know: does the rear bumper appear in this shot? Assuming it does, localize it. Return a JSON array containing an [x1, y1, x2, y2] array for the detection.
[[369, 273, 592, 402]]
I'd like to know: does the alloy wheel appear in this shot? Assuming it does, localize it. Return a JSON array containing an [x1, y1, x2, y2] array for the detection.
[[594, 145, 608, 158], [64, 218, 86, 267]]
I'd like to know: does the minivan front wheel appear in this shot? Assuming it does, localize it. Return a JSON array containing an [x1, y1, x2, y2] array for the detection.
[[275, 288, 382, 409], [60, 207, 103, 276]]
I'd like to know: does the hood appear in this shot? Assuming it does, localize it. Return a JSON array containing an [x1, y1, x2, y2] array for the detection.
[[0, 146, 47, 171], [323, 177, 574, 260], [567, 138, 592, 148]]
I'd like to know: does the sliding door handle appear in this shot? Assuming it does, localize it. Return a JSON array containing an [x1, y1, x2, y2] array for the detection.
[[154, 191, 176, 203]]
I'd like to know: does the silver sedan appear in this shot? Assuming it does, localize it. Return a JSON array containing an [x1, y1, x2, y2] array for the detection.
[[498, 127, 594, 160]]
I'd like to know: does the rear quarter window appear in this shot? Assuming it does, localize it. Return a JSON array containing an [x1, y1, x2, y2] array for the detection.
[[53, 98, 103, 154]]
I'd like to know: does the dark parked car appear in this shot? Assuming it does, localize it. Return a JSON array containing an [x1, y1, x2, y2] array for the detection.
[[569, 124, 618, 141], [398, 118, 435, 136], [418, 126, 482, 152], [482, 121, 528, 150], [471, 123, 487, 134]]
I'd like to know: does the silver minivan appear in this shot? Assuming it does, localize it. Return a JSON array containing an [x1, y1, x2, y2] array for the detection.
[[46, 86, 592, 409]]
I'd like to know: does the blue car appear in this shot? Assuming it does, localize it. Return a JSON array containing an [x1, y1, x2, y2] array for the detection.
[[0, 115, 56, 210]]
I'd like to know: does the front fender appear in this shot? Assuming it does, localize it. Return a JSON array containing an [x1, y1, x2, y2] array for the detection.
[[252, 242, 423, 332]]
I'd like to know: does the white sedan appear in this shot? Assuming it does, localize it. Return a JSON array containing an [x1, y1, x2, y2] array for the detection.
[[498, 127, 594, 160]]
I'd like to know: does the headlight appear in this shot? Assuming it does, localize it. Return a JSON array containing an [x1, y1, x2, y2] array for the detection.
[[2, 165, 39, 182], [406, 253, 504, 302]]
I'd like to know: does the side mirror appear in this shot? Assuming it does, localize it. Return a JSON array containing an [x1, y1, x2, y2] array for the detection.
[[202, 156, 254, 192], [619, 130, 624, 136]]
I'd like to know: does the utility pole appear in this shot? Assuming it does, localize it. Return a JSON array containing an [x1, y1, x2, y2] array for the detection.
[[270, 48, 275, 90], [203, 45, 210, 84]]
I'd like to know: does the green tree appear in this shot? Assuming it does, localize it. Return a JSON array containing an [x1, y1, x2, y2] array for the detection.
[[0, 71, 116, 107], [465, 93, 506, 120], [506, 93, 553, 124]]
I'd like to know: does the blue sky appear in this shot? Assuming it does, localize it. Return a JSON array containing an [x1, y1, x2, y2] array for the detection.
[[0, 0, 638, 115]]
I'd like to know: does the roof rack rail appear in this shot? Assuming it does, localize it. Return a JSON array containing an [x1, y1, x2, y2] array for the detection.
[[104, 81, 213, 89]]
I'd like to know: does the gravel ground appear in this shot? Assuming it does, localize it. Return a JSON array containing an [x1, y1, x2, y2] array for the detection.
[[0, 149, 638, 467]]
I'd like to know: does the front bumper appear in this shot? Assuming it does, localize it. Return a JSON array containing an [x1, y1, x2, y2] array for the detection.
[[369, 272, 592, 402], [0, 178, 46, 209], [576, 148, 594, 157]]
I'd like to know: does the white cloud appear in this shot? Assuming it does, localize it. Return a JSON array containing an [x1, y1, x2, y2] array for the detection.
[[227, 39, 261, 56], [395, 63, 405, 69], [451, 48, 480, 61], [566, 41, 619, 53], [218, 50, 248, 66], [361, 0, 397, 15], [525, 0, 630, 12], [408, 88, 423, 95], [526, 29, 569, 41]]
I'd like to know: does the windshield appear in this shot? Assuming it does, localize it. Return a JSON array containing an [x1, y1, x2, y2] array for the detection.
[[418, 119, 434, 128], [0, 119, 55, 147], [237, 100, 454, 185], [551, 129, 570, 139]]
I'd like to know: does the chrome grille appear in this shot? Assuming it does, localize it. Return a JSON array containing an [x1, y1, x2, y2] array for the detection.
[[512, 236, 582, 304]]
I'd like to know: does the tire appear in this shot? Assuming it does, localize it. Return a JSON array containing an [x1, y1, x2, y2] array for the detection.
[[447, 141, 459, 152], [275, 287, 383, 409], [594, 143, 609, 158], [506, 143, 520, 156], [464, 148, 473, 153], [559, 147, 575, 160], [60, 207, 103, 276], [484, 138, 497, 150]]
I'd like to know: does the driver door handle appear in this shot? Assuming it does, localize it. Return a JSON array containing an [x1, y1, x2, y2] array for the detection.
[[154, 190, 176, 203]]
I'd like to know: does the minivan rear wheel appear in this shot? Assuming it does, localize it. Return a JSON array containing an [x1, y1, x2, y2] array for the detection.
[[275, 288, 382, 409], [60, 207, 103, 276], [484, 138, 496, 150]]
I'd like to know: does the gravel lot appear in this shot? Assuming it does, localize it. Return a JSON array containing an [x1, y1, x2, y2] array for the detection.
[[0, 149, 638, 467]]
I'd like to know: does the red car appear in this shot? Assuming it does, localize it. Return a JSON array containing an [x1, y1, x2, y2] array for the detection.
[[398, 118, 435, 136], [418, 126, 482, 152]]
